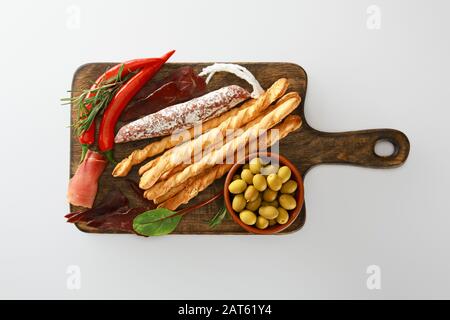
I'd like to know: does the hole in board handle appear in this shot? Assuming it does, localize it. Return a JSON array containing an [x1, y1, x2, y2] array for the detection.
[[374, 139, 398, 158]]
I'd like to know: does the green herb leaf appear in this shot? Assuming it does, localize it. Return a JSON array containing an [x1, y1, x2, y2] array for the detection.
[[61, 65, 137, 137], [133, 208, 182, 236], [208, 205, 229, 229]]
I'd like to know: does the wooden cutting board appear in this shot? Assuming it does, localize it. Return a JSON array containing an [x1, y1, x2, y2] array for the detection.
[[70, 62, 410, 235]]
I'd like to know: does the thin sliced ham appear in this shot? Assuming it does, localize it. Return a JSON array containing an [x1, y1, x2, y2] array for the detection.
[[67, 150, 107, 208]]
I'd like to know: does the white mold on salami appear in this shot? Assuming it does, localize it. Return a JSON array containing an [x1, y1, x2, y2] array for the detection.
[[199, 63, 264, 99], [115, 85, 250, 143]]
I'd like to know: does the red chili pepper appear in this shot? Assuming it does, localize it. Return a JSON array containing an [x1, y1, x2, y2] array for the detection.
[[79, 57, 162, 162], [98, 50, 175, 163]]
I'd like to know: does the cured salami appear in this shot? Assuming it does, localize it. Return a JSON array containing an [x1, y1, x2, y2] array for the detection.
[[114, 85, 250, 143]]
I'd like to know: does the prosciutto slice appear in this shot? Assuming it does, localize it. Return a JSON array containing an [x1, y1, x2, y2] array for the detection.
[[120, 66, 207, 122], [67, 150, 107, 208]]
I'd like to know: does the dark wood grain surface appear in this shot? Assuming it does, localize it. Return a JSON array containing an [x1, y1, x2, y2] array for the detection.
[[70, 62, 410, 235]]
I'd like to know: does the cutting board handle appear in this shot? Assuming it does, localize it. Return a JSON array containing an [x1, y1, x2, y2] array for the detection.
[[307, 128, 410, 169]]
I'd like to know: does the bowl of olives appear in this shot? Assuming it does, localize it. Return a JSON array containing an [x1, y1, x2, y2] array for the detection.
[[224, 152, 304, 234]]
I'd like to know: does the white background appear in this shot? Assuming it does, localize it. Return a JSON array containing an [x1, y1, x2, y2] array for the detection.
[[0, 0, 449, 299]]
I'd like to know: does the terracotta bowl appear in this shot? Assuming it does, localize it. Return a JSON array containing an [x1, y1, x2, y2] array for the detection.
[[224, 152, 304, 235]]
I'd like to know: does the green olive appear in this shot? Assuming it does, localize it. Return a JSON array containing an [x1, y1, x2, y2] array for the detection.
[[261, 164, 279, 176], [228, 179, 247, 194], [277, 166, 292, 183], [241, 169, 254, 185], [249, 157, 262, 174], [239, 210, 257, 225], [281, 180, 298, 194], [268, 200, 279, 207], [267, 173, 282, 191], [258, 206, 279, 220], [269, 219, 277, 226], [232, 174, 241, 181], [261, 200, 278, 208], [263, 189, 277, 202], [232, 194, 246, 212], [244, 185, 259, 202], [279, 194, 297, 210], [252, 174, 267, 192], [246, 196, 262, 211], [276, 207, 289, 224], [256, 216, 269, 229]]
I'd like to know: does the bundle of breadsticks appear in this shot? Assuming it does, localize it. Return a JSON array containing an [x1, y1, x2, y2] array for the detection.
[[112, 78, 303, 210]]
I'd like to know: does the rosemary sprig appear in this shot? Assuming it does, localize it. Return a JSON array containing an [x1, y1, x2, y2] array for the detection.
[[208, 204, 229, 229], [61, 64, 136, 137]]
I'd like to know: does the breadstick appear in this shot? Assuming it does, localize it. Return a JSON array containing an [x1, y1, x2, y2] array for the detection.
[[144, 92, 301, 200], [139, 78, 289, 189], [151, 113, 265, 204], [139, 79, 287, 178], [112, 99, 255, 177], [155, 105, 275, 186], [158, 164, 232, 211], [159, 163, 187, 181], [158, 115, 302, 210], [144, 93, 299, 199], [152, 181, 188, 204]]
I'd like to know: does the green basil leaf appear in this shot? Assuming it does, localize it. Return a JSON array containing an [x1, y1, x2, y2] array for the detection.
[[133, 208, 181, 236]]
